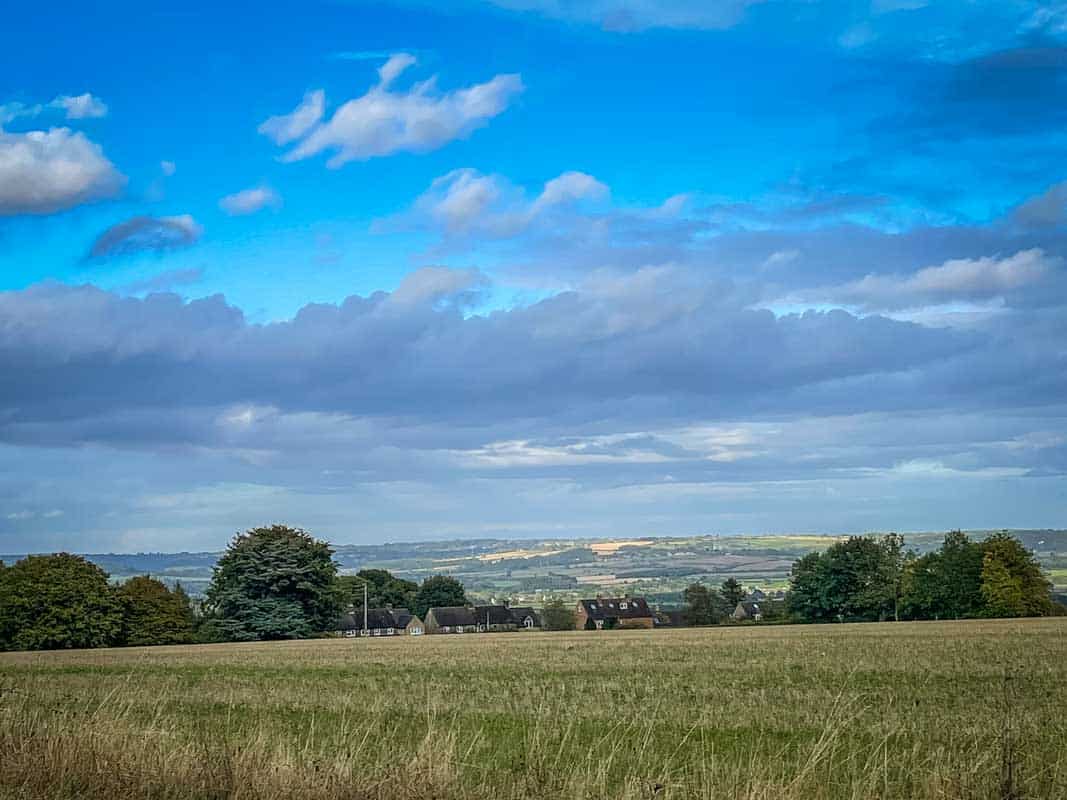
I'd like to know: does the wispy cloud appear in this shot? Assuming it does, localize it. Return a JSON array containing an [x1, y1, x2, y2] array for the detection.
[[219, 186, 282, 216], [0, 92, 108, 124], [258, 90, 325, 146], [791, 249, 1056, 312], [261, 54, 523, 166]]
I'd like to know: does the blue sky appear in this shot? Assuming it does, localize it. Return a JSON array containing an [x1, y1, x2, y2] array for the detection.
[[1, 0, 1066, 552]]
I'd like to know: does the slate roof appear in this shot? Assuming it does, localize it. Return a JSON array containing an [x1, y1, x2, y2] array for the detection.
[[579, 597, 653, 620], [473, 605, 514, 626], [427, 606, 478, 627], [336, 607, 405, 632], [507, 606, 540, 626], [392, 608, 413, 628]]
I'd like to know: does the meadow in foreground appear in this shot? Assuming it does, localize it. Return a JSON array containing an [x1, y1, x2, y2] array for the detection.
[[1, 619, 1065, 800]]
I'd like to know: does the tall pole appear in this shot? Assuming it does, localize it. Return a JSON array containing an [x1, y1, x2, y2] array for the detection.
[[363, 581, 368, 633]]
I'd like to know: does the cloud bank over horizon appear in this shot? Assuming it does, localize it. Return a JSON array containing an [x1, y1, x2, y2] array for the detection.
[[1, 1, 1065, 551]]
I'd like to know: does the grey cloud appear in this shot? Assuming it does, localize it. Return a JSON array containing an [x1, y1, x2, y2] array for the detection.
[[791, 248, 1058, 311], [1015, 180, 1067, 227], [0, 273, 977, 439], [88, 215, 202, 259], [120, 268, 205, 295]]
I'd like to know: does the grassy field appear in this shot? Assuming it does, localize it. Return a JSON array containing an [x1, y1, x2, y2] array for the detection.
[[2, 619, 1066, 800]]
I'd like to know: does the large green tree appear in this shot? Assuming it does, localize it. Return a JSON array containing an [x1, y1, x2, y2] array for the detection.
[[787, 551, 832, 622], [540, 598, 576, 631], [116, 576, 196, 646], [338, 569, 417, 611], [0, 553, 122, 651], [205, 525, 341, 641], [900, 531, 984, 620], [413, 575, 467, 619], [683, 582, 723, 626], [720, 578, 746, 609], [979, 532, 1052, 617], [787, 535, 905, 623], [899, 531, 1051, 620]]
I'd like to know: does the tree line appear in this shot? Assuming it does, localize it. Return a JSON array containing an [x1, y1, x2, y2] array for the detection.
[[785, 530, 1058, 623], [0, 524, 469, 651], [679, 531, 1060, 626]]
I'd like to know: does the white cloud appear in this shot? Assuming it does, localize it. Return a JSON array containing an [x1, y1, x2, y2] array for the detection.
[[378, 52, 417, 87], [0, 127, 125, 215], [406, 168, 608, 236], [258, 89, 325, 146], [49, 93, 108, 120], [219, 186, 282, 216], [532, 170, 609, 211], [421, 169, 505, 232], [388, 265, 488, 307], [1, 92, 108, 124], [802, 249, 1056, 311], [265, 55, 523, 166]]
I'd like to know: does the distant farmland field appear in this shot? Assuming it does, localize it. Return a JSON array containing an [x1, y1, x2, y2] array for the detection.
[[2, 620, 1065, 799]]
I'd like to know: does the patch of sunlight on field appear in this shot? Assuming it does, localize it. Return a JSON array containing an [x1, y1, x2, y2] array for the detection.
[[2, 619, 1067, 799], [477, 548, 565, 561], [589, 539, 655, 554]]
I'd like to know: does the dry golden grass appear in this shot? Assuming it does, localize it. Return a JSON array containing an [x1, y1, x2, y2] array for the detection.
[[1, 618, 1065, 799]]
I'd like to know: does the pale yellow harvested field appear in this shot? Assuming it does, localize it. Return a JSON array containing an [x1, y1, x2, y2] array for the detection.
[[2, 618, 1066, 799]]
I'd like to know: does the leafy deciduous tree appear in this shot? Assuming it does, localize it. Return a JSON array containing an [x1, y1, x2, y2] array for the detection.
[[413, 575, 467, 619], [116, 575, 195, 646], [0, 553, 122, 651], [540, 598, 576, 631], [338, 569, 417, 611]]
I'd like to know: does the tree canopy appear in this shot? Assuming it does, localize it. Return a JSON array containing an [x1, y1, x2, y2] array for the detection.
[[338, 569, 417, 611], [0, 553, 122, 651], [540, 598, 576, 631], [683, 582, 725, 625], [205, 525, 342, 641], [413, 575, 467, 619], [791, 531, 1053, 623], [788, 534, 905, 623], [116, 576, 195, 646]]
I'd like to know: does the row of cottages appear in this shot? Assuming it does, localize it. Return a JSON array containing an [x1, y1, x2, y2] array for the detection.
[[576, 597, 655, 630], [424, 605, 541, 634], [335, 607, 425, 637]]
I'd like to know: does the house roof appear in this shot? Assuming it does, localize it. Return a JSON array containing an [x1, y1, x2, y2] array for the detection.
[[578, 597, 653, 620], [336, 607, 403, 631], [392, 608, 413, 628], [427, 606, 478, 627], [734, 601, 761, 617], [473, 605, 514, 625], [508, 606, 540, 625]]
